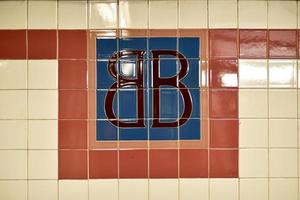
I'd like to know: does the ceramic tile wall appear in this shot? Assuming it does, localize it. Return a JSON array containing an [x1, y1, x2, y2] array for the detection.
[[0, 0, 299, 200]]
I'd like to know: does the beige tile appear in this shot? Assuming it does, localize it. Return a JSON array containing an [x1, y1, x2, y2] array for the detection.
[[180, 179, 208, 200], [0, 181, 27, 200], [119, 0, 148, 29], [179, 0, 207, 28], [59, 180, 88, 200], [28, 150, 58, 179], [119, 179, 148, 200], [239, 119, 268, 148], [28, 90, 58, 119], [210, 179, 238, 200], [269, 149, 297, 178], [0, 90, 27, 119], [89, 1, 117, 29], [58, 0, 87, 29], [0, 1, 27, 29], [238, 1, 267, 29], [240, 178, 268, 200], [239, 89, 268, 118], [239, 149, 268, 178], [239, 59, 268, 88], [89, 179, 118, 200], [0, 60, 27, 89], [28, 180, 58, 200], [208, 0, 237, 28], [0, 150, 27, 179], [268, 1, 297, 29], [28, 120, 57, 150], [28, 0, 57, 29], [269, 178, 298, 200], [269, 60, 297, 88], [298, 90, 300, 117], [0, 120, 27, 149], [269, 89, 297, 118], [149, 0, 177, 29], [269, 119, 297, 148], [149, 179, 178, 200], [28, 60, 58, 89]]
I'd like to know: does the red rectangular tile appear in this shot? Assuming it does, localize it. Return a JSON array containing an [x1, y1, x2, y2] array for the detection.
[[59, 120, 87, 149], [59, 150, 88, 179], [149, 149, 178, 178], [89, 150, 118, 179], [209, 59, 238, 88], [59, 30, 87, 59], [239, 30, 267, 59], [59, 60, 87, 89], [210, 149, 238, 178], [59, 90, 87, 119], [179, 149, 208, 178], [0, 30, 26, 59], [119, 150, 148, 178], [28, 30, 57, 59], [209, 89, 238, 118], [269, 30, 297, 58], [209, 29, 238, 58], [210, 119, 238, 148]]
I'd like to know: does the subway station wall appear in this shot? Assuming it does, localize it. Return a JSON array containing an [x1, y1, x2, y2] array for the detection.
[[0, 0, 300, 200]]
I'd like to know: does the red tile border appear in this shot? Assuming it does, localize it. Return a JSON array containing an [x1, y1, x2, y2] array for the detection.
[[0, 30, 26, 59], [180, 149, 208, 178], [268, 30, 297, 58], [210, 149, 238, 178], [59, 120, 87, 149], [59, 90, 87, 119], [119, 150, 148, 178], [59, 60, 87, 89]]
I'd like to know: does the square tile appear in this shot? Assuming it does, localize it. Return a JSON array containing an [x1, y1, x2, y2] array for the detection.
[[0, 30, 26, 59], [0, 1, 27, 29], [59, 150, 88, 179], [28, 90, 58, 119], [210, 150, 238, 178], [119, 0, 148, 29], [210, 119, 238, 148], [59, 60, 87, 89], [240, 179, 268, 200], [28, 60, 58, 89], [150, 149, 178, 178], [179, 179, 208, 200], [269, 178, 298, 200], [210, 179, 238, 200], [239, 59, 268, 88], [269, 89, 297, 118], [149, 0, 177, 29], [28, 0, 57, 29], [149, 179, 178, 200], [0, 181, 27, 200], [28, 30, 57, 59], [59, 120, 87, 149], [89, 1, 117, 29], [208, 0, 237, 28], [58, 30, 87, 59], [89, 180, 118, 200], [119, 150, 148, 178], [179, 149, 208, 178], [239, 149, 268, 178], [269, 59, 297, 88], [59, 180, 88, 200], [89, 150, 118, 179], [239, 89, 268, 118], [28, 150, 58, 179], [0, 60, 27, 89], [268, 1, 297, 29], [59, 90, 87, 119], [28, 120, 57, 149], [0, 90, 27, 119], [28, 180, 57, 200], [0, 150, 27, 179], [269, 30, 297, 58], [269, 149, 297, 177], [58, 0, 87, 29], [179, 0, 207, 28], [238, 1, 267, 28], [96, 120, 118, 141], [210, 90, 238, 118], [269, 119, 297, 148], [119, 179, 148, 200], [0, 120, 27, 149], [239, 119, 268, 148]]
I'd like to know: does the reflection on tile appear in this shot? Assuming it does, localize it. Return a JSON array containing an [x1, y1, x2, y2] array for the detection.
[[210, 59, 238, 88], [239, 30, 267, 59], [239, 59, 267, 88], [269, 59, 297, 88], [269, 30, 297, 58]]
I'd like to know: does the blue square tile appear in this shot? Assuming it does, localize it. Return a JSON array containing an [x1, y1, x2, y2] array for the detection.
[[181, 59, 200, 88], [149, 119, 178, 140], [97, 60, 117, 89], [97, 38, 118, 59], [119, 38, 147, 51], [179, 89, 200, 118], [179, 37, 200, 59], [119, 119, 148, 140], [96, 120, 118, 140], [97, 90, 118, 119], [179, 118, 201, 140], [149, 37, 177, 59]]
